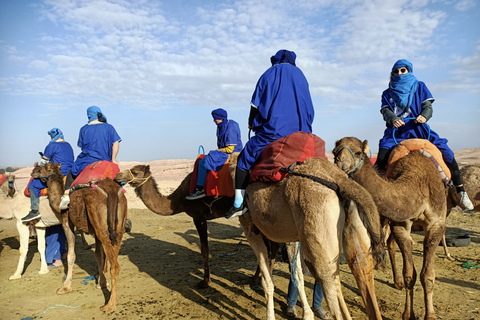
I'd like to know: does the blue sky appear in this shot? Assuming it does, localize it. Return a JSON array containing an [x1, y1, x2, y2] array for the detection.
[[1, 0, 479, 166]]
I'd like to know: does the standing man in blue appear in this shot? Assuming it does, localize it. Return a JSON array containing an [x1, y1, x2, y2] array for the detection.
[[375, 59, 473, 210], [186, 108, 243, 200], [225, 49, 315, 219], [59, 106, 121, 210], [22, 128, 74, 222]]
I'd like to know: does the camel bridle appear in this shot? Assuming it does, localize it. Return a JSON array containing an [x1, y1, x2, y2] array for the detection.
[[334, 146, 364, 174], [125, 169, 151, 187]]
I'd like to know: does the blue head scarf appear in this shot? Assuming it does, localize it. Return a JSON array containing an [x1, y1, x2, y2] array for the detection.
[[211, 108, 228, 143], [47, 128, 64, 144], [87, 106, 107, 123], [270, 49, 296, 66], [389, 59, 419, 109]]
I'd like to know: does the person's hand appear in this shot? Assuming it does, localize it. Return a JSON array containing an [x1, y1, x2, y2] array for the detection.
[[392, 119, 405, 128], [415, 115, 427, 124], [112, 159, 119, 165]]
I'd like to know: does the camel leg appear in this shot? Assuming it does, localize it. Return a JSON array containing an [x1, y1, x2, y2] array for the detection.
[[99, 238, 121, 312], [80, 231, 92, 250], [58, 217, 75, 295], [343, 201, 382, 320], [387, 232, 404, 289], [391, 224, 416, 320], [441, 233, 455, 261], [36, 227, 49, 275], [421, 222, 445, 320], [239, 214, 277, 320], [249, 240, 279, 288], [94, 236, 107, 289], [193, 217, 211, 288], [285, 242, 314, 320], [9, 220, 31, 280]]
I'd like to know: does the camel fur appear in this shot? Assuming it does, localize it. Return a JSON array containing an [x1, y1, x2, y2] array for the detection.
[[334, 137, 448, 320], [37, 163, 127, 312], [231, 154, 386, 320], [0, 174, 16, 198], [461, 164, 480, 211]]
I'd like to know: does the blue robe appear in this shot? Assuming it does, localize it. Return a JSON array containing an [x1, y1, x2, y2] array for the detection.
[[204, 119, 243, 171], [71, 123, 121, 176], [237, 61, 314, 171], [29, 141, 75, 197], [379, 81, 454, 163]]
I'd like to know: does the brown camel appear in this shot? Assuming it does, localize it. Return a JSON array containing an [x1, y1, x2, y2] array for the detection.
[[233, 155, 386, 320], [334, 137, 448, 320], [461, 164, 480, 211], [0, 174, 16, 198], [115, 162, 238, 289], [36, 163, 127, 312]]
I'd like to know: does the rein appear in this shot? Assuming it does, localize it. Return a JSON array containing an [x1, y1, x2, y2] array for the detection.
[[335, 146, 364, 174], [38, 172, 58, 183], [280, 162, 339, 194], [126, 169, 151, 187]]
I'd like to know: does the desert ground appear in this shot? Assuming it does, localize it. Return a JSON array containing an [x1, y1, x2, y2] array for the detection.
[[0, 149, 479, 320]]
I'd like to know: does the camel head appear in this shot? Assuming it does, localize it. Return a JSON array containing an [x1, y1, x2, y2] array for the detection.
[[36, 163, 63, 182], [115, 165, 151, 187], [333, 137, 370, 174]]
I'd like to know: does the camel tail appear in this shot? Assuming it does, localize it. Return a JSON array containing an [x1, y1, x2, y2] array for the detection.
[[337, 176, 386, 270], [107, 190, 119, 246]]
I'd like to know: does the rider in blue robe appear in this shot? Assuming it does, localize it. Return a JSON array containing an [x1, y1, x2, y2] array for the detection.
[[60, 106, 121, 210], [22, 128, 74, 222], [226, 49, 315, 218], [376, 59, 473, 210], [186, 108, 242, 200]]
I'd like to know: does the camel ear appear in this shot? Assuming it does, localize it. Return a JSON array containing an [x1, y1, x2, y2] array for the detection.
[[144, 165, 150, 175], [362, 140, 370, 153]]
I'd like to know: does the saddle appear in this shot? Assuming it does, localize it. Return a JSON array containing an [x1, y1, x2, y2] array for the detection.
[[189, 155, 234, 197], [385, 138, 451, 184]]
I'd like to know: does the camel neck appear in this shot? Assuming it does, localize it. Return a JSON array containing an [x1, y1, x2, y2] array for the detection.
[[135, 178, 178, 216]]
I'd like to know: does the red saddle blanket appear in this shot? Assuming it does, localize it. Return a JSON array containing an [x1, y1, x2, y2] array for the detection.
[[24, 177, 63, 197], [385, 139, 451, 183], [189, 155, 234, 197], [71, 161, 120, 187], [250, 132, 327, 182], [0, 174, 7, 185]]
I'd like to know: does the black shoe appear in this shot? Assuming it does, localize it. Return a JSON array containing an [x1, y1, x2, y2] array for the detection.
[[125, 219, 132, 233], [225, 203, 248, 219], [186, 189, 206, 200], [22, 210, 41, 222]]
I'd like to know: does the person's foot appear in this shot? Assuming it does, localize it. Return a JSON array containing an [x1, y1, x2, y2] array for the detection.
[[285, 305, 297, 318], [21, 210, 41, 222], [186, 188, 205, 200], [312, 307, 331, 319], [455, 191, 474, 211], [48, 260, 63, 269], [59, 194, 70, 210], [225, 202, 248, 219]]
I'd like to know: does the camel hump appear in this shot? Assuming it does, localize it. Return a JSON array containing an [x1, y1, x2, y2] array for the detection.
[[385, 139, 451, 182]]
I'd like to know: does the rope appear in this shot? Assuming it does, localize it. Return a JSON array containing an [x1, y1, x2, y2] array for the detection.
[[334, 146, 364, 174], [27, 303, 86, 320], [393, 117, 431, 145], [280, 162, 340, 194], [201, 196, 224, 215], [220, 240, 242, 257]]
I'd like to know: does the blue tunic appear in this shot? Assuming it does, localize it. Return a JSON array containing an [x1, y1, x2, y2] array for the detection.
[[71, 122, 121, 175], [379, 81, 454, 163], [204, 119, 243, 171], [237, 61, 314, 171], [29, 141, 75, 197]]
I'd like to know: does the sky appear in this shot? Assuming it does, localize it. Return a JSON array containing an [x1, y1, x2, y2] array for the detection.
[[0, 0, 479, 167]]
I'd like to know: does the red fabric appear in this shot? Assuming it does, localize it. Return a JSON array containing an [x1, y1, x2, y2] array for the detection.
[[370, 157, 377, 166], [250, 132, 327, 182], [24, 177, 64, 197], [189, 155, 234, 197], [0, 174, 7, 186], [71, 161, 120, 187]]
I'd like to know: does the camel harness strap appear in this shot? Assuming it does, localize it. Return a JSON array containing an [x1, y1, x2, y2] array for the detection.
[[280, 162, 340, 194]]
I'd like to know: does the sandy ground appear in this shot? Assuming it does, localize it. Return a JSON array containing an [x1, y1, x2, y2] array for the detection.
[[1, 149, 479, 320]]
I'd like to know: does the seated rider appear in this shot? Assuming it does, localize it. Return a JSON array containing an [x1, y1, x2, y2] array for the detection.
[[59, 106, 121, 210], [186, 108, 243, 200], [375, 59, 473, 210], [22, 128, 74, 221], [225, 49, 315, 219]]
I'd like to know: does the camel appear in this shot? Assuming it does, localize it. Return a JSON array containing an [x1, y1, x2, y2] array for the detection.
[[36, 163, 127, 312], [231, 155, 385, 320], [333, 137, 449, 320], [460, 164, 480, 211], [115, 163, 238, 288], [0, 174, 16, 198]]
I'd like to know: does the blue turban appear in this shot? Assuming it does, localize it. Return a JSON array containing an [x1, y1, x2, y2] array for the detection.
[[211, 108, 228, 120], [87, 106, 107, 123], [270, 49, 296, 66], [389, 59, 418, 109], [47, 128, 64, 143]]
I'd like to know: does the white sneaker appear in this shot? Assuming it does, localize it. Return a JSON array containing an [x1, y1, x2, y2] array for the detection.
[[455, 191, 474, 211], [59, 194, 70, 210]]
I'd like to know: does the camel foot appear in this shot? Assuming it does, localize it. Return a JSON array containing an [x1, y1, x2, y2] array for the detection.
[[394, 281, 405, 290], [197, 279, 211, 289], [39, 268, 49, 275], [56, 287, 73, 295], [96, 282, 110, 289], [9, 274, 21, 280], [446, 254, 455, 262], [100, 304, 116, 312]]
